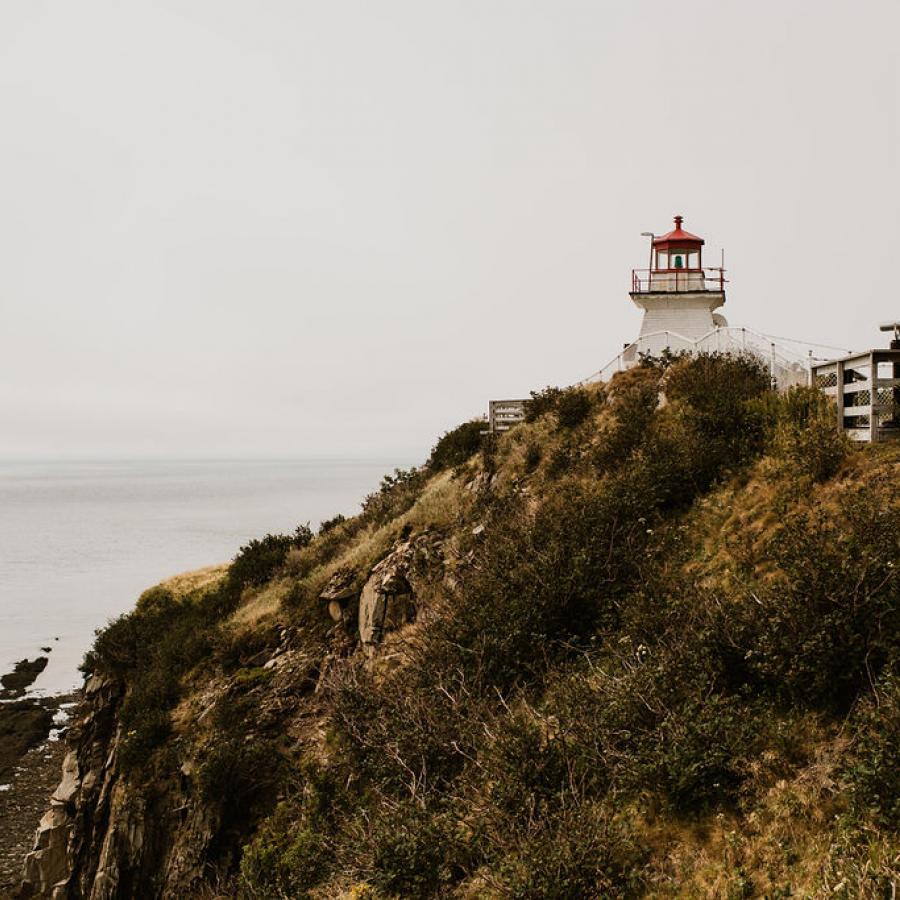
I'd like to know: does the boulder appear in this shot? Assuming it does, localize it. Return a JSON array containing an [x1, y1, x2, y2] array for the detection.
[[357, 533, 444, 654], [51, 751, 80, 804], [20, 805, 71, 896], [319, 569, 358, 622]]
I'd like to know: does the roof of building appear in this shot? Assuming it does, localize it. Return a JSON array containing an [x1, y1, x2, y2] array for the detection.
[[653, 215, 704, 247]]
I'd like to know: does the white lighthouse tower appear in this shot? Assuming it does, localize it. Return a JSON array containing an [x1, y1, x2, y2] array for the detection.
[[629, 215, 727, 353]]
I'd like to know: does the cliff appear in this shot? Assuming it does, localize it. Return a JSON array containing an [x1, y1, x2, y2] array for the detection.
[[18, 355, 900, 898]]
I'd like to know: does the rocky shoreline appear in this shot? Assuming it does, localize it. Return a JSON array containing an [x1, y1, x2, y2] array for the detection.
[[0, 656, 76, 898]]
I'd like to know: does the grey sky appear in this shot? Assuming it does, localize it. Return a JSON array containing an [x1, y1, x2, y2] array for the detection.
[[1, 1, 897, 460]]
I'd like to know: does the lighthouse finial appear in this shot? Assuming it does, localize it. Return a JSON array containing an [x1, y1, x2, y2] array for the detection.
[[674, 214, 683, 229]]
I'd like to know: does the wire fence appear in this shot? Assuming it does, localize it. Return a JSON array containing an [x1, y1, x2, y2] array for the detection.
[[580, 326, 844, 391]]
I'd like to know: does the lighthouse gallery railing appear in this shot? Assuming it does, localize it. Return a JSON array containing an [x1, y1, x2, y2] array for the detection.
[[631, 267, 727, 293]]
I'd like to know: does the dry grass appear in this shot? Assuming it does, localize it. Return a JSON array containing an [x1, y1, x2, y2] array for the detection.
[[157, 563, 228, 599], [638, 718, 849, 897], [684, 441, 900, 592], [230, 579, 291, 627]]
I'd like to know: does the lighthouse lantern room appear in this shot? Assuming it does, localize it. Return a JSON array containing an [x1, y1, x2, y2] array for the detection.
[[629, 215, 727, 350]]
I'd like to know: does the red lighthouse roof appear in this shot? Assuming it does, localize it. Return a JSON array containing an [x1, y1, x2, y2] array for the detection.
[[653, 215, 704, 249]]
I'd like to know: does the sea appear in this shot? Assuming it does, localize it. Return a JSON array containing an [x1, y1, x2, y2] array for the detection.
[[0, 459, 409, 696]]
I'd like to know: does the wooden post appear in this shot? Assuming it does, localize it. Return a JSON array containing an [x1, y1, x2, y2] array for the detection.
[[869, 353, 878, 444], [835, 360, 845, 434]]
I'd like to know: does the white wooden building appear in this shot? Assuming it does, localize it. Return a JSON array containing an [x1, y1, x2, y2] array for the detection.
[[811, 337, 900, 443]]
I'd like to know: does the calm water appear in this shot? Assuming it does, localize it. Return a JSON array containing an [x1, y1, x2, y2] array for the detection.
[[0, 459, 407, 695]]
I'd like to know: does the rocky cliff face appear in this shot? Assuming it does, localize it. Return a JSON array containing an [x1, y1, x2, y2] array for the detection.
[[18, 532, 448, 898]]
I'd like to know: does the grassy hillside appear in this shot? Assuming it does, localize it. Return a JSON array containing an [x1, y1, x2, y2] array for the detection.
[[84, 354, 900, 898]]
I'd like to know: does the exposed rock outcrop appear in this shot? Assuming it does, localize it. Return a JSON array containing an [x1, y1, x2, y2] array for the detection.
[[18, 672, 226, 899], [19, 674, 122, 899], [319, 568, 358, 623], [358, 532, 444, 655]]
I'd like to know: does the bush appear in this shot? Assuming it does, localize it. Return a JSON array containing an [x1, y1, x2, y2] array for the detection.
[[231, 527, 314, 589], [524, 442, 541, 471], [524, 385, 594, 430], [212, 621, 279, 671], [741, 480, 900, 708], [664, 352, 771, 418], [327, 658, 478, 796], [638, 346, 690, 371], [469, 708, 572, 827], [428, 419, 484, 471], [238, 764, 341, 899], [766, 386, 849, 482], [645, 692, 758, 811], [555, 387, 593, 429], [198, 736, 282, 825], [318, 513, 346, 534], [496, 803, 644, 899], [843, 673, 900, 828], [240, 821, 328, 900], [360, 467, 426, 527], [368, 803, 464, 896], [543, 640, 773, 814], [83, 577, 241, 771], [525, 386, 564, 422], [593, 376, 659, 473]]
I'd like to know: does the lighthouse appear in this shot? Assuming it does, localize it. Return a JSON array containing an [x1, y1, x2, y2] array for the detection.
[[629, 216, 727, 353]]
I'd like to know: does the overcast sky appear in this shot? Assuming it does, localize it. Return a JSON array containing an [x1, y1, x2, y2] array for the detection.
[[1, 1, 897, 460]]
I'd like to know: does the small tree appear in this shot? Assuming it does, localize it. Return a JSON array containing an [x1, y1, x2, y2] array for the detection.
[[429, 420, 484, 471]]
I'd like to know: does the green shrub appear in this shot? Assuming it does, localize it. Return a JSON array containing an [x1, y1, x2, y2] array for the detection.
[[473, 708, 571, 823], [231, 527, 313, 589], [525, 385, 594, 430], [368, 803, 464, 896], [843, 673, 900, 828], [525, 385, 564, 422], [555, 387, 593, 429], [83, 577, 241, 771], [524, 442, 542, 471], [497, 803, 644, 899], [645, 692, 758, 812], [119, 702, 172, 771], [240, 821, 327, 900], [238, 763, 341, 899], [327, 658, 478, 796], [318, 513, 346, 534], [742, 480, 900, 708], [593, 377, 659, 473], [360, 467, 426, 527], [543, 641, 771, 813], [198, 737, 282, 825], [546, 444, 573, 479], [282, 582, 331, 646], [765, 386, 849, 482], [428, 419, 484, 471], [638, 346, 690, 371], [663, 352, 771, 482]]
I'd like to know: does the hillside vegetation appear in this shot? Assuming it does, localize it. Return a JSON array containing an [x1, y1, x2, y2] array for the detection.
[[77, 354, 900, 898]]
